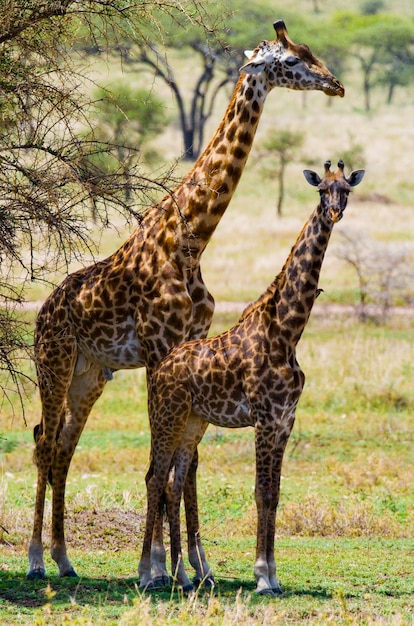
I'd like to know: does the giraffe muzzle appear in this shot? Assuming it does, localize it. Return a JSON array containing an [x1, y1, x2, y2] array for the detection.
[[329, 207, 343, 223], [323, 79, 345, 98]]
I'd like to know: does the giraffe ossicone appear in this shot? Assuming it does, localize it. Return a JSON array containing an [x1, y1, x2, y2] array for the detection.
[[27, 20, 344, 581], [139, 161, 364, 595]]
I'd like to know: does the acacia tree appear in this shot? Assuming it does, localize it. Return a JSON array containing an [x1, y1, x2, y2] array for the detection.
[[259, 129, 304, 217], [116, 0, 291, 159], [332, 11, 414, 111], [0, 0, 215, 416], [90, 84, 170, 204]]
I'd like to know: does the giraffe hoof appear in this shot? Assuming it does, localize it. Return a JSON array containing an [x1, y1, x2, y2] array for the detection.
[[272, 585, 283, 595], [182, 582, 195, 594], [258, 587, 277, 597], [193, 575, 215, 589], [60, 567, 78, 578], [139, 581, 157, 592], [152, 575, 171, 589], [27, 567, 46, 580], [139, 575, 171, 592]]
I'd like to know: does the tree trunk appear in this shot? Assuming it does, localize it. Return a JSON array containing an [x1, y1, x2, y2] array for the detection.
[[277, 162, 286, 217], [183, 129, 195, 160]]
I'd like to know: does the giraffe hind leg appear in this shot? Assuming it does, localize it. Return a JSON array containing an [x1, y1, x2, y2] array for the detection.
[[165, 415, 212, 592], [48, 364, 107, 577], [28, 408, 66, 579]]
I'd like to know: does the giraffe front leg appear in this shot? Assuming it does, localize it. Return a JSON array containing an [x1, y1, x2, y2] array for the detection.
[[253, 527, 275, 595], [265, 450, 289, 595], [254, 409, 297, 595], [267, 421, 296, 594], [253, 419, 279, 596], [264, 474, 282, 595]]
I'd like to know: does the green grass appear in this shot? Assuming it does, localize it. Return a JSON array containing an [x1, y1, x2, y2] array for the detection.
[[1, 317, 414, 624], [1, 540, 413, 624]]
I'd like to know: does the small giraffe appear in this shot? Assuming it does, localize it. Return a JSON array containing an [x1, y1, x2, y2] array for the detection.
[[139, 160, 365, 595], [28, 21, 344, 580]]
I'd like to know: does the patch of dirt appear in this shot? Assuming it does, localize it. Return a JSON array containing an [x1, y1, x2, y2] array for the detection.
[[65, 508, 145, 551]]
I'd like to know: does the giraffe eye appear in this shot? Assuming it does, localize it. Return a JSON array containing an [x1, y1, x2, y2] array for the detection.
[[285, 56, 299, 66]]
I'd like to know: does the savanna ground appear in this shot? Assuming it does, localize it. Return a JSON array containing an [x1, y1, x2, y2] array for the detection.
[[1, 5, 414, 623]]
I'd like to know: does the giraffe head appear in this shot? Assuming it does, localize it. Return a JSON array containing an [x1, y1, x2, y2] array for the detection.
[[303, 160, 365, 223], [240, 20, 344, 97]]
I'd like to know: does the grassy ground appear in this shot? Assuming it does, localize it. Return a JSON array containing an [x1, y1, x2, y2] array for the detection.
[[1, 315, 413, 624]]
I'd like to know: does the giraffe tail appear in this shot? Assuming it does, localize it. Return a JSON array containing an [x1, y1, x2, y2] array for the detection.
[[159, 491, 168, 521]]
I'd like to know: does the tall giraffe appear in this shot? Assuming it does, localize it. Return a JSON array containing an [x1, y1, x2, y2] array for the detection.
[[139, 160, 365, 595], [28, 21, 344, 580]]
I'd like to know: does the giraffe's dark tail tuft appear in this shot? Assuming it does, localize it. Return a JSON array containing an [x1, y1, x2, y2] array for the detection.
[[33, 423, 41, 442], [159, 492, 168, 521]]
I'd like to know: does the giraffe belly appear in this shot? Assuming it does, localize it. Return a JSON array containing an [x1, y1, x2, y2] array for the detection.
[[193, 394, 252, 428], [77, 318, 145, 370]]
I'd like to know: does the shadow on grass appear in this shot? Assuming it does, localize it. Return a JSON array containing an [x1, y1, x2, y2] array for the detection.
[[0, 571, 338, 610]]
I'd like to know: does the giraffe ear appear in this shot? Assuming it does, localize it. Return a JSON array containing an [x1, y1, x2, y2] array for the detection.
[[240, 57, 266, 75], [347, 169, 365, 187], [244, 50, 254, 59], [303, 170, 321, 187]]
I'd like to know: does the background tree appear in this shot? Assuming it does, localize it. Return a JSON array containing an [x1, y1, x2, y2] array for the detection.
[[332, 11, 414, 111], [338, 136, 366, 172], [0, 0, 216, 416], [259, 129, 304, 217], [376, 31, 414, 105], [93, 85, 169, 155], [90, 84, 170, 203]]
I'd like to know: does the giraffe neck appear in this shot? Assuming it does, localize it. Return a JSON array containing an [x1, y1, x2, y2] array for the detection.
[[269, 204, 334, 345], [154, 73, 270, 262]]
